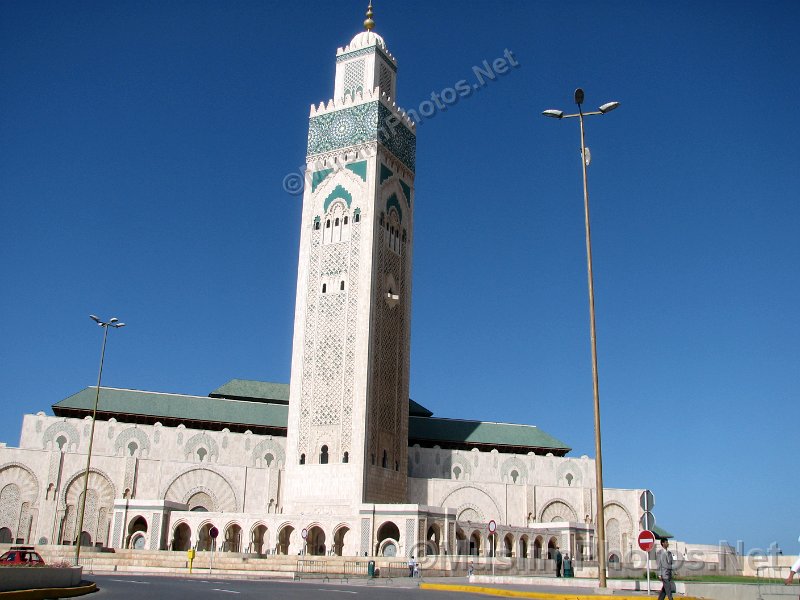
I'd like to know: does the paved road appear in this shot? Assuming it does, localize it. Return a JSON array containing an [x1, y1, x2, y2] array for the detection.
[[90, 574, 487, 599]]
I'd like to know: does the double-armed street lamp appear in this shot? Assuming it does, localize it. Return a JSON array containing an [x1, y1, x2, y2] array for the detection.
[[543, 89, 619, 588], [75, 315, 125, 564]]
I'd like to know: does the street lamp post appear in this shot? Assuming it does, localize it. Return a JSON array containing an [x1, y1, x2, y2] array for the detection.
[[74, 315, 125, 564], [543, 89, 619, 588]]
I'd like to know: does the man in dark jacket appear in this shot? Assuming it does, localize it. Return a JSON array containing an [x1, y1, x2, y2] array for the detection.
[[657, 539, 674, 600], [555, 546, 563, 577]]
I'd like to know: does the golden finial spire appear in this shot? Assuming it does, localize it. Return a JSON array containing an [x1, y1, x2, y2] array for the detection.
[[364, 1, 375, 31]]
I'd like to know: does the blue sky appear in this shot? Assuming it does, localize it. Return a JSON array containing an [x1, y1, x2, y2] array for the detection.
[[1, 0, 798, 555]]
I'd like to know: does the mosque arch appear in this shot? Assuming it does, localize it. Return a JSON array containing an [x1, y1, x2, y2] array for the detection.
[[162, 467, 238, 512], [113, 427, 150, 457], [539, 499, 577, 523], [441, 485, 502, 523]]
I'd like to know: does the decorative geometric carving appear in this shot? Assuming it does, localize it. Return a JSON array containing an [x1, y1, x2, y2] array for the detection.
[[41, 421, 79, 451], [113, 427, 150, 457], [360, 518, 371, 555], [251, 439, 286, 468], [406, 518, 416, 557], [344, 59, 365, 99], [150, 513, 161, 550], [307, 101, 416, 172], [539, 499, 577, 523], [500, 456, 529, 484], [162, 468, 237, 512], [183, 432, 219, 463]]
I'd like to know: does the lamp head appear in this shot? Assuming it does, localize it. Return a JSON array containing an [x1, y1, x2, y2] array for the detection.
[[542, 109, 564, 119], [599, 101, 620, 114], [89, 315, 101, 324], [574, 88, 584, 105]]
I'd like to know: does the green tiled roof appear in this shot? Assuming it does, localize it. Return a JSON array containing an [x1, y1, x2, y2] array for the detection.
[[652, 525, 674, 539], [52, 381, 571, 454], [209, 379, 289, 403], [54, 387, 289, 430], [408, 416, 571, 454]]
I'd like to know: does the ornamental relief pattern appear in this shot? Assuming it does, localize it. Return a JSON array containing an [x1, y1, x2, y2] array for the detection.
[[367, 218, 409, 474], [307, 101, 416, 172], [297, 211, 361, 459]]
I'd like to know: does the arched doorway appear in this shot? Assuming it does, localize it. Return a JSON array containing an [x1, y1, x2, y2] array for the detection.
[[455, 528, 467, 555], [469, 530, 481, 556], [333, 526, 349, 556], [171, 523, 191, 551], [277, 525, 294, 555], [426, 523, 442, 555], [519, 535, 529, 559], [127, 516, 147, 549], [547, 536, 558, 559], [224, 523, 242, 552], [533, 535, 543, 558], [80, 531, 93, 547], [376, 521, 400, 557], [503, 533, 514, 557], [251, 524, 267, 554], [0, 527, 12, 544], [305, 526, 326, 556], [197, 523, 216, 551]]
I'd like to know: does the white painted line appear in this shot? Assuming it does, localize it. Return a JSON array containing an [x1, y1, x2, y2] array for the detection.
[[211, 589, 240, 594], [109, 579, 151, 584], [316, 590, 357, 594]]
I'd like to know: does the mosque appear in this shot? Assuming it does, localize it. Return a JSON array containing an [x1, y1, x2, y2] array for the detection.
[[0, 5, 649, 565]]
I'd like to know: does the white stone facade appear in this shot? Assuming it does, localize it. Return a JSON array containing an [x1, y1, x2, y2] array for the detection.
[[0, 411, 645, 562]]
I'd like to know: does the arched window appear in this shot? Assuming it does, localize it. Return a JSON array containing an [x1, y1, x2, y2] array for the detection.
[[382, 450, 388, 468], [56, 435, 67, 451], [343, 452, 349, 463], [354, 213, 360, 223], [320, 445, 329, 464], [127, 441, 138, 456], [264, 453, 274, 467], [322, 283, 327, 293], [334, 218, 339, 226], [197, 448, 207, 462], [300, 453, 305, 465], [344, 216, 348, 224], [326, 220, 331, 228], [340, 280, 345, 291]]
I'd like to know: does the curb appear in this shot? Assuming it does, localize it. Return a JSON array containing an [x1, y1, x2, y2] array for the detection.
[[0, 581, 97, 600], [419, 583, 704, 600]]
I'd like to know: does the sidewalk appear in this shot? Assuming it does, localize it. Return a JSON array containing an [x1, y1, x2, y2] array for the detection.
[[419, 576, 706, 600]]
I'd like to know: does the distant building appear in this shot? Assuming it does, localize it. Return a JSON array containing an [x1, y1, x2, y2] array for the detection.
[[0, 10, 647, 563]]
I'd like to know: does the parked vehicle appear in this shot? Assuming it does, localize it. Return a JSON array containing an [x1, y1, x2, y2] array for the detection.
[[0, 546, 45, 566]]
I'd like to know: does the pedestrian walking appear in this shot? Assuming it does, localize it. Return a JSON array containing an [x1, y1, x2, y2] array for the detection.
[[657, 539, 675, 600], [408, 555, 415, 577]]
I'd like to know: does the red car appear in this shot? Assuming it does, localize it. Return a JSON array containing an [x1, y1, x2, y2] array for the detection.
[[0, 546, 45, 565]]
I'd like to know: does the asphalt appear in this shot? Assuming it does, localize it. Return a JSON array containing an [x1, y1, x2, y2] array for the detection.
[[0, 574, 707, 600]]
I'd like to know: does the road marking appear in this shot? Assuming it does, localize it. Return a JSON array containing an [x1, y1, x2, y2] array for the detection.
[[316, 590, 357, 594], [211, 589, 240, 594], [108, 579, 150, 584]]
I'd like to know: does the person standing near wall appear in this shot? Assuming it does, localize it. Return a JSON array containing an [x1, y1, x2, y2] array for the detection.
[[657, 539, 675, 600], [555, 546, 563, 577]]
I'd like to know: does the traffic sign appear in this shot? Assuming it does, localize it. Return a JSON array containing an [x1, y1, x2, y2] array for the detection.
[[488, 520, 497, 534], [640, 490, 655, 512], [209, 526, 219, 539], [301, 528, 308, 539], [640, 511, 655, 531], [638, 530, 656, 552]]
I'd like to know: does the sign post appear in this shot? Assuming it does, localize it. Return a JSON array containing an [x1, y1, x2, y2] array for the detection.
[[488, 520, 497, 578], [638, 530, 656, 594], [209, 526, 219, 574], [301, 528, 308, 557]]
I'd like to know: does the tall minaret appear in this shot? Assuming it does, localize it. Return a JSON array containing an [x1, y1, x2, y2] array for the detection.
[[283, 4, 417, 515]]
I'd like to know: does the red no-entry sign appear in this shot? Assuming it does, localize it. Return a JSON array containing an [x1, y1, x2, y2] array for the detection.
[[638, 530, 656, 552]]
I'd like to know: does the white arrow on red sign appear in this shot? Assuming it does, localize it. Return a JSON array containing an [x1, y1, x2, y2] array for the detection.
[[638, 529, 656, 552]]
